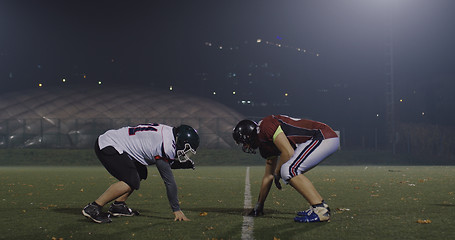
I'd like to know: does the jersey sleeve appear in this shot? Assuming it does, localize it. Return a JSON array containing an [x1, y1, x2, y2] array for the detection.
[[162, 127, 177, 160], [257, 116, 281, 159], [258, 115, 280, 142]]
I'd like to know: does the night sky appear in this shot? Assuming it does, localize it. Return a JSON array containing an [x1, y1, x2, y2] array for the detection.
[[1, 0, 454, 128]]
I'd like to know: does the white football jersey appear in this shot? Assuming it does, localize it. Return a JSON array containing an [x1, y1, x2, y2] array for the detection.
[[98, 123, 176, 165]]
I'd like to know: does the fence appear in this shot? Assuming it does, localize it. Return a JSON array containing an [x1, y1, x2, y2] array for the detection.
[[0, 117, 239, 149], [338, 123, 455, 159], [1, 118, 454, 159]]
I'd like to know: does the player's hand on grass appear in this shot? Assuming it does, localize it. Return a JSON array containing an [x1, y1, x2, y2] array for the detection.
[[248, 202, 264, 217], [173, 210, 190, 221], [274, 174, 282, 190]]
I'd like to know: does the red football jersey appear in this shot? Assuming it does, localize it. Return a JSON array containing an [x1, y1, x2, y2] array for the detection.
[[257, 115, 337, 159]]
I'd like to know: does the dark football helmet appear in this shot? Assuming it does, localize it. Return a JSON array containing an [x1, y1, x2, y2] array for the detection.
[[174, 125, 200, 162], [232, 119, 259, 154]]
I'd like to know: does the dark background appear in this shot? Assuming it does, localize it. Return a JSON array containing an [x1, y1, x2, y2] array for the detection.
[[1, 0, 454, 131]]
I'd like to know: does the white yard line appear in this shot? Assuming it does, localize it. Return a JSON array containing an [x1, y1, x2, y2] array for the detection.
[[241, 167, 254, 240]]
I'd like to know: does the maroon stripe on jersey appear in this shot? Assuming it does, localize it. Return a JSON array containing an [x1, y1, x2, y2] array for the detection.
[[289, 140, 321, 177]]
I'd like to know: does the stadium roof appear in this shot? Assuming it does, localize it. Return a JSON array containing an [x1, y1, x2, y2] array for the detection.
[[0, 87, 244, 148]]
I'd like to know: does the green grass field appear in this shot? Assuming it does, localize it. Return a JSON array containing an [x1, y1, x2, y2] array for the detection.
[[1, 166, 454, 240]]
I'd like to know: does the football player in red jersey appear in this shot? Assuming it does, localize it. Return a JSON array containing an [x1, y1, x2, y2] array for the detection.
[[233, 115, 339, 222]]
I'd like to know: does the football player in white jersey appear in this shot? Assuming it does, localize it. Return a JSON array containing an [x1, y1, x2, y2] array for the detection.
[[82, 123, 199, 223]]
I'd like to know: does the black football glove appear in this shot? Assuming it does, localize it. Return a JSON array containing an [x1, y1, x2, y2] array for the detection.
[[248, 202, 264, 217], [274, 174, 282, 190], [170, 159, 195, 169]]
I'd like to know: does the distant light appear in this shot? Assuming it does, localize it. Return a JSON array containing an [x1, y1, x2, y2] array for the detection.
[[213, 91, 216, 95], [219, 46, 223, 50], [376, 114, 380, 117], [348, 97, 351, 101], [38, 83, 43, 87], [284, 93, 289, 97], [62, 78, 66, 83], [232, 91, 236, 95], [421, 112, 425, 116], [240, 100, 252, 105], [83, 74, 87, 79], [251, 38, 318, 57], [169, 86, 173, 91], [98, 81, 102, 85], [400, 99, 403, 102]]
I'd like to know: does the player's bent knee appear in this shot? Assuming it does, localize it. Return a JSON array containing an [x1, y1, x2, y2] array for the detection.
[[125, 175, 141, 190], [280, 166, 294, 184]]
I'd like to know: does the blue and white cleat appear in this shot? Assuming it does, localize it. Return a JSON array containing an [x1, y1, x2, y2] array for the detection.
[[297, 202, 329, 216], [294, 205, 331, 223]]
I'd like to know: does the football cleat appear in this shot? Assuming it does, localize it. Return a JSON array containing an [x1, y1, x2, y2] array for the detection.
[[108, 202, 139, 217], [82, 203, 112, 224], [247, 208, 264, 217], [296, 202, 329, 216], [247, 202, 264, 217], [294, 206, 331, 223]]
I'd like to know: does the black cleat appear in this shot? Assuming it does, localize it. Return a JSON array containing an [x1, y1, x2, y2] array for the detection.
[[108, 202, 139, 217], [82, 203, 112, 224], [247, 202, 264, 217], [247, 208, 264, 217]]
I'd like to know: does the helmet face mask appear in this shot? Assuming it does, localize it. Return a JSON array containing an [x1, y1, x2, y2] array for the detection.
[[232, 120, 259, 154], [241, 143, 256, 154], [176, 143, 197, 162]]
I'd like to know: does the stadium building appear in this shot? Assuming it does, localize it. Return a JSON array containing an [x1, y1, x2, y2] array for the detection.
[[0, 87, 244, 149]]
